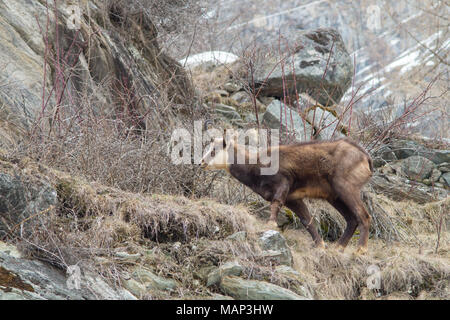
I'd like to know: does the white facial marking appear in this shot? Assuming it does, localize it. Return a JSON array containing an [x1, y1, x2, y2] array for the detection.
[[201, 138, 229, 170]]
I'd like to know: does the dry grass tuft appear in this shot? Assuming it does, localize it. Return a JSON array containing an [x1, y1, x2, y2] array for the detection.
[[282, 229, 449, 299], [52, 171, 251, 244]]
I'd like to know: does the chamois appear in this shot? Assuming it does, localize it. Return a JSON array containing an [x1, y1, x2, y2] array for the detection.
[[200, 130, 374, 253]]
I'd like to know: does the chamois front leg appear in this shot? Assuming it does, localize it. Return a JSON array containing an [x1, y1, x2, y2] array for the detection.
[[267, 201, 282, 229], [267, 179, 290, 229]]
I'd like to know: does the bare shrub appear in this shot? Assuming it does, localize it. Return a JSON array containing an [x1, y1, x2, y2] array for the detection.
[[5, 0, 217, 199]]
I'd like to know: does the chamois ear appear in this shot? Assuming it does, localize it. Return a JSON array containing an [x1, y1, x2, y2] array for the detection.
[[224, 129, 238, 146], [223, 128, 238, 150], [223, 128, 230, 146]]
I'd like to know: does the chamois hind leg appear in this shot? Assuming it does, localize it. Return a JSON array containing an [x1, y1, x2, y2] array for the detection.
[[327, 198, 358, 251], [286, 199, 324, 248], [355, 204, 371, 254], [332, 181, 371, 254]]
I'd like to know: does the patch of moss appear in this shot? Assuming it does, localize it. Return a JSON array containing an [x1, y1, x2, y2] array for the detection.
[[284, 208, 295, 220], [0, 266, 34, 292]]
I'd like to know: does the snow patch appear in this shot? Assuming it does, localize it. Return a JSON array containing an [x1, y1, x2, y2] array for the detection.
[[179, 51, 239, 68], [384, 50, 421, 74]]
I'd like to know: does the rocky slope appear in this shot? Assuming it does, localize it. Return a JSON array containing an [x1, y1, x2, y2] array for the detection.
[[0, 0, 448, 300], [0, 151, 448, 300]]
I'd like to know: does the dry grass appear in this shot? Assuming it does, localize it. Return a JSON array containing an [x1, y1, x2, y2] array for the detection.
[[287, 233, 449, 299], [280, 195, 449, 299], [1, 154, 447, 299], [1, 0, 448, 300], [22, 162, 250, 248]]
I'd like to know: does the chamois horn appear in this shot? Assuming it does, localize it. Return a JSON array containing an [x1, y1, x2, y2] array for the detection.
[[203, 119, 214, 131]]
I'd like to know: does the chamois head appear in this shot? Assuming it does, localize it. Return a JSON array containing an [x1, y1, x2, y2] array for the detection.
[[200, 134, 237, 170], [200, 136, 231, 170], [199, 123, 259, 171]]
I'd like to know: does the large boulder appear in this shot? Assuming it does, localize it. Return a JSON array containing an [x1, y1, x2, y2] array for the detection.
[[220, 276, 308, 300], [0, 241, 135, 300], [258, 230, 293, 266], [254, 28, 353, 106], [389, 140, 450, 165], [401, 156, 435, 181], [262, 100, 313, 142]]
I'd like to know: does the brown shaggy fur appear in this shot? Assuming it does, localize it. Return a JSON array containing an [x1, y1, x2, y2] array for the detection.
[[202, 138, 374, 252]]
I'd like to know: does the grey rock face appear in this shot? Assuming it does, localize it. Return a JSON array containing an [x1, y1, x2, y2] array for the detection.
[[258, 230, 293, 266], [440, 172, 450, 187], [254, 28, 353, 106], [262, 100, 313, 142], [401, 156, 435, 180], [0, 172, 57, 238], [0, 241, 135, 300], [206, 261, 243, 287], [370, 173, 447, 204], [0, 0, 50, 146], [220, 276, 308, 300], [390, 140, 450, 164], [0, 0, 192, 146]]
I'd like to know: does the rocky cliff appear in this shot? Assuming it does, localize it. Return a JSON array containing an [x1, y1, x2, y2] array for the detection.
[[0, 0, 448, 300], [0, 0, 194, 146]]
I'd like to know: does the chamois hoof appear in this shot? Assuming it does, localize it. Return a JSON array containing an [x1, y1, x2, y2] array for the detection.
[[265, 220, 279, 231], [314, 240, 326, 250], [333, 243, 346, 253], [354, 246, 368, 255]]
